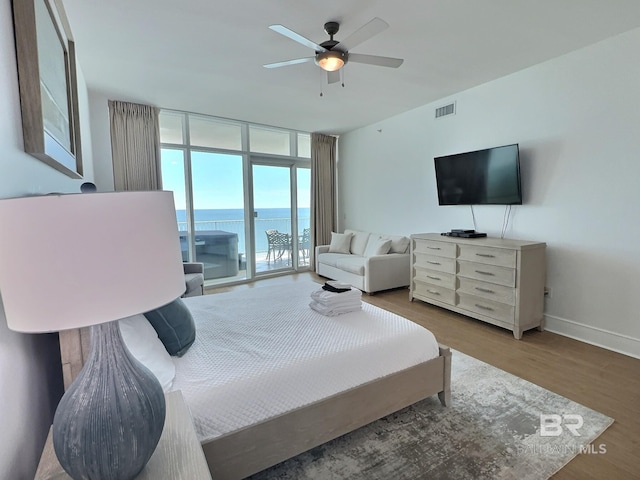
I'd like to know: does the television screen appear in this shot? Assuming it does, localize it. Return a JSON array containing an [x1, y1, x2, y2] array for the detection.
[[434, 144, 522, 205]]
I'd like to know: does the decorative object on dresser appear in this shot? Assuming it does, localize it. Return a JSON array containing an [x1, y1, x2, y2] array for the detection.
[[0, 191, 185, 480], [410, 233, 546, 339]]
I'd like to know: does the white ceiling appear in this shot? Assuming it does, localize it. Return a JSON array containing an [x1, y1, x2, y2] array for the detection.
[[61, 0, 640, 135]]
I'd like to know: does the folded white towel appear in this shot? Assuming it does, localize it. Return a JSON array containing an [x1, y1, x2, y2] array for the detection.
[[326, 280, 353, 290], [311, 288, 362, 305], [309, 300, 362, 317]]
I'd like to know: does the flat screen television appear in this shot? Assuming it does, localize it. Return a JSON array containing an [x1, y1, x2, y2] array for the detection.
[[434, 143, 522, 205]]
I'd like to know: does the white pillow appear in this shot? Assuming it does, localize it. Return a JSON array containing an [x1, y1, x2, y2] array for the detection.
[[364, 237, 392, 257], [119, 314, 176, 392], [328, 232, 353, 254], [344, 229, 370, 256], [381, 234, 411, 254]]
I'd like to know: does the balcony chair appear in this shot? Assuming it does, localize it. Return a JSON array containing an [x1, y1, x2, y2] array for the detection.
[[299, 227, 311, 264], [265, 229, 292, 264]]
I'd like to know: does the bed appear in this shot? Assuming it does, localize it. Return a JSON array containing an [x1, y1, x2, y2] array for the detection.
[[58, 281, 451, 479]]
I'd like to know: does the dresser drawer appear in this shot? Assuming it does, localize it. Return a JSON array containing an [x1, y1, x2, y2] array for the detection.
[[414, 281, 455, 305], [458, 277, 515, 306], [458, 244, 516, 268], [457, 260, 515, 287], [414, 253, 456, 274], [413, 239, 456, 258], [414, 267, 456, 290], [458, 292, 515, 324]]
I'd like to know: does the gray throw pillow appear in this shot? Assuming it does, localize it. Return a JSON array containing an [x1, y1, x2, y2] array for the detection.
[[143, 298, 196, 357]]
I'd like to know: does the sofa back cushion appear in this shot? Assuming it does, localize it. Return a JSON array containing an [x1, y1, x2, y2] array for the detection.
[[364, 237, 392, 257], [379, 234, 410, 254], [328, 232, 353, 254], [344, 229, 370, 256]]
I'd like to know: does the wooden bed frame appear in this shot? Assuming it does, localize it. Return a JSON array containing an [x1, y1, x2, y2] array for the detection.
[[59, 329, 451, 480]]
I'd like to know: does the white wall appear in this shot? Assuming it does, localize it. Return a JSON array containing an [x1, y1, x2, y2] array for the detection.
[[87, 90, 115, 191], [339, 28, 640, 358], [0, 0, 93, 475]]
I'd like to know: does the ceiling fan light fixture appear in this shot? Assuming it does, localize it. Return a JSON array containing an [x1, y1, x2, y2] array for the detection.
[[315, 50, 347, 72]]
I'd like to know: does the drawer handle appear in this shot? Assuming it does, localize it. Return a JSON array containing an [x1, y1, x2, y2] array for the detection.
[[475, 270, 494, 276], [427, 246, 441, 250], [427, 261, 441, 265], [475, 303, 494, 311], [475, 253, 495, 258], [475, 287, 495, 294], [427, 289, 440, 295], [426, 275, 441, 280]]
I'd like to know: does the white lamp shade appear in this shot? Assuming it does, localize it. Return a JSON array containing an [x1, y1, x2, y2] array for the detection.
[[0, 191, 185, 332]]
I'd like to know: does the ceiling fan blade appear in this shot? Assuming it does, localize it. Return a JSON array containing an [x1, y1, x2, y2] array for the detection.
[[340, 17, 389, 51], [264, 57, 315, 69], [269, 25, 327, 52], [348, 53, 404, 68], [327, 70, 340, 84]]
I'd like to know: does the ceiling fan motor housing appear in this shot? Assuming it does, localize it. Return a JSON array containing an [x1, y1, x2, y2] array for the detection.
[[324, 21, 340, 37]]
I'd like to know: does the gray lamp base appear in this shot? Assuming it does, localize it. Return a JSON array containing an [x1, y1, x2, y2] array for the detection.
[[53, 321, 166, 480]]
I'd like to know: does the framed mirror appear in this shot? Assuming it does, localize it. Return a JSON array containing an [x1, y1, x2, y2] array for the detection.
[[12, 0, 83, 178]]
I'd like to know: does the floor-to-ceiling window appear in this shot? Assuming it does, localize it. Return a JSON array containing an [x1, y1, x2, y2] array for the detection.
[[159, 110, 311, 286]]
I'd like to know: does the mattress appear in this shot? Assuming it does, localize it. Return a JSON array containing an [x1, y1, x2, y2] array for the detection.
[[172, 281, 439, 442]]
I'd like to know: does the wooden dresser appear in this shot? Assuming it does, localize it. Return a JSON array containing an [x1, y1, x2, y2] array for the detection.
[[410, 233, 546, 339]]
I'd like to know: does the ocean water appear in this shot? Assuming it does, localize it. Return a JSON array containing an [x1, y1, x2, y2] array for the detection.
[[176, 207, 309, 223], [176, 208, 310, 253]]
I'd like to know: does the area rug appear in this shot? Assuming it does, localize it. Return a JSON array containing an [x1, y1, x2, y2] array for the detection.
[[248, 350, 613, 480]]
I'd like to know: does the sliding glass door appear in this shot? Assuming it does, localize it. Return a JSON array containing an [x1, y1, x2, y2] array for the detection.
[[251, 163, 310, 274], [253, 164, 292, 273], [159, 110, 311, 286]]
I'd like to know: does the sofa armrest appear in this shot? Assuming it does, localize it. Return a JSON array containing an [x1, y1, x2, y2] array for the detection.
[[183, 262, 204, 274], [364, 253, 411, 293], [314, 245, 330, 271]]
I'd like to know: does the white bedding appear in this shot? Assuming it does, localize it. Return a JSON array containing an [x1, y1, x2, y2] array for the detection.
[[172, 281, 439, 442]]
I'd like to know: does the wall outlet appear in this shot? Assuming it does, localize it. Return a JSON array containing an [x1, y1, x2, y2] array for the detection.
[[544, 287, 553, 298]]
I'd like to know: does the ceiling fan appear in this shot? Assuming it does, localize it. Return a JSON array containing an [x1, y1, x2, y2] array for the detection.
[[264, 18, 404, 84]]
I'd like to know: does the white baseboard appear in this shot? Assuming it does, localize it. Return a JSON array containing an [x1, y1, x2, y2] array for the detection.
[[544, 314, 640, 360]]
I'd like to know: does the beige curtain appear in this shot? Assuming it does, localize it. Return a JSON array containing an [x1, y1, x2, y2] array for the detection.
[[109, 100, 162, 191], [310, 133, 337, 270]]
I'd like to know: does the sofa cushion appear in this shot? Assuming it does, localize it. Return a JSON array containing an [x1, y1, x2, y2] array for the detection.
[[344, 229, 370, 256], [364, 237, 392, 257], [328, 232, 353, 254], [335, 256, 366, 276], [317, 252, 348, 268], [379, 234, 411, 254]]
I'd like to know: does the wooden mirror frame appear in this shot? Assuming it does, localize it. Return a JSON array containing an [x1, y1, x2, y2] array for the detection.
[[12, 0, 83, 178]]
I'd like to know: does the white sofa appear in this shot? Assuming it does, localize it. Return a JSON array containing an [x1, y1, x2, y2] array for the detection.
[[315, 229, 411, 294]]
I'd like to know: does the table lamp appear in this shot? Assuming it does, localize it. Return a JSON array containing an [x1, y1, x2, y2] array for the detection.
[[0, 191, 185, 480]]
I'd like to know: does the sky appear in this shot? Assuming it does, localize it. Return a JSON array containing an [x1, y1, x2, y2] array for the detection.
[[161, 149, 310, 211]]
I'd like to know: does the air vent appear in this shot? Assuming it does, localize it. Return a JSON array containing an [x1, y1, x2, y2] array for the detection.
[[435, 102, 456, 118]]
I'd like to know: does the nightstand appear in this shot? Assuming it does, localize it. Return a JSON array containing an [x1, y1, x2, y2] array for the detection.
[[35, 390, 212, 479]]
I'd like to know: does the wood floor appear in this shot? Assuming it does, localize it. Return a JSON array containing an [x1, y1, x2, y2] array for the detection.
[[205, 272, 640, 480]]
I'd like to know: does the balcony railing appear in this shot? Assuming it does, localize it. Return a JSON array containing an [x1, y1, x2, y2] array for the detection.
[[178, 217, 310, 254]]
